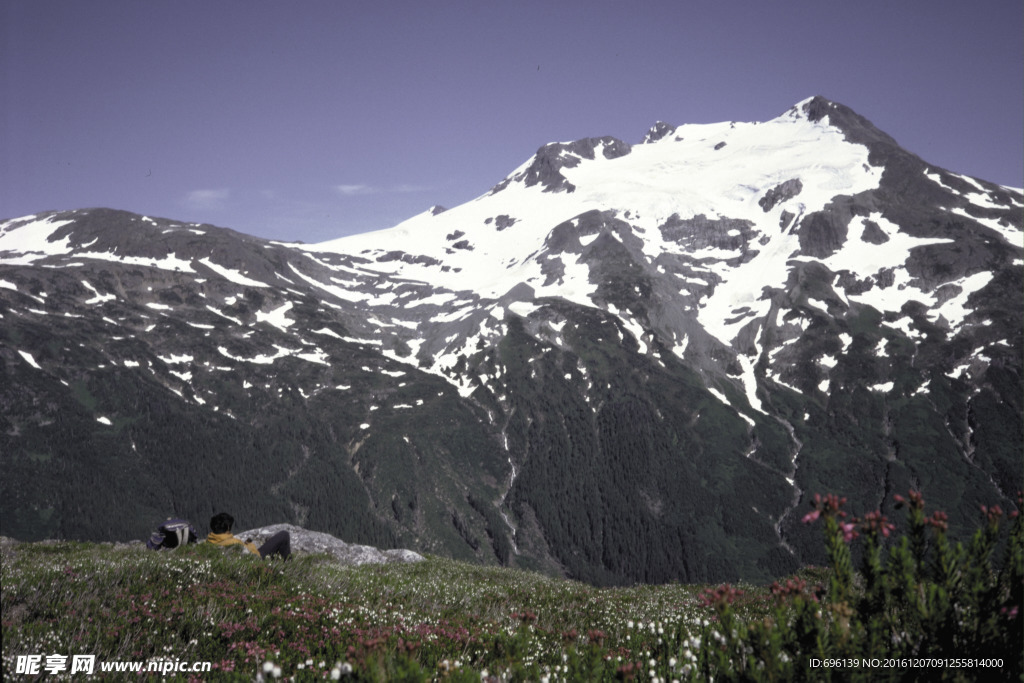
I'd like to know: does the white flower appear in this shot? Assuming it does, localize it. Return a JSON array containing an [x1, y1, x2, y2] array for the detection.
[[263, 662, 275, 674]]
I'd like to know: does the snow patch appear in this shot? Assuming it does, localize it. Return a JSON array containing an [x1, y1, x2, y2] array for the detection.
[[0, 216, 75, 264], [81, 280, 116, 304], [18, 350, 42, 369], [256, 302, 295, 330], [198, 258, 267, 287]]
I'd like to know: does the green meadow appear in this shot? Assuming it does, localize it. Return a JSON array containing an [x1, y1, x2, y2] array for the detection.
[[2, 491, 1020, 681]]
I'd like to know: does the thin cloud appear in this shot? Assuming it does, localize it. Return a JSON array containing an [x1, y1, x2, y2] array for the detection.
[[336, 184, 376, 196], [183, 188, 231, 209], [335, 183, 431, 197]]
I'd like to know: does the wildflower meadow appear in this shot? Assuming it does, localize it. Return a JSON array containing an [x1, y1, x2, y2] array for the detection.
[[2, 491, 1020, 681]]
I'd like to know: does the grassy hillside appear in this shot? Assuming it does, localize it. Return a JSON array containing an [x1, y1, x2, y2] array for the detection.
[[2, 491, 1021, 681]]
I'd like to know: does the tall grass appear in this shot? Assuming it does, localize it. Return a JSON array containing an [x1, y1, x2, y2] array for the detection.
[[2, 490, 1020, 681]]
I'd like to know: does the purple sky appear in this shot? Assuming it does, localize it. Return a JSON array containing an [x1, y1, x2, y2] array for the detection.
[[3, 0, 1022, 243]]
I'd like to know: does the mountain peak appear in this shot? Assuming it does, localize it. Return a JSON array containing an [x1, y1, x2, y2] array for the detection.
[[787, 96, 903, 152], [642, 121, 678, 144], [489, 135, 632, 195], [3, 99, 1021, 587]]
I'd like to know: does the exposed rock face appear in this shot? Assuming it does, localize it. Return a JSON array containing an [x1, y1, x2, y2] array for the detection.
[[658, 213, 758, 252], [236, 524, 425, 565], [759, 179, 804, 212], [491, 136, 632, 194], [643, 121, 677, 143]]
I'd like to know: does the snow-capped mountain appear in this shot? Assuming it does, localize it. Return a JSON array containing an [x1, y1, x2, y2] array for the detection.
[[2, 97, 1021, 584]]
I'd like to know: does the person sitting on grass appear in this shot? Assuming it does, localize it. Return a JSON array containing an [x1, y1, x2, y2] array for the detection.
[[206, 512, 291, 560]]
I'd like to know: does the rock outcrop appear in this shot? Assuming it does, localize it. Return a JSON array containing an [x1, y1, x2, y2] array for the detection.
[[0, 527, 425, 567], [235, 524, 425, 565]]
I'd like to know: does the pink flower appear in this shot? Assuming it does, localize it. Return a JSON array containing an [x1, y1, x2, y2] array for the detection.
[[982, 504, 1004, 525], [770, 577, 817, 602], [927, 511, 949, 532], [700, 584, 744, 608], [801, 510, 821, 524], [894, 490, 925, 510], [860, 510, 895, 537], [803, 493, 849, 522]]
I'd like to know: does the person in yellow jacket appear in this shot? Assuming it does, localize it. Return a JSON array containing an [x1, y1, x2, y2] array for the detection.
[[206, 512, 291, 559]]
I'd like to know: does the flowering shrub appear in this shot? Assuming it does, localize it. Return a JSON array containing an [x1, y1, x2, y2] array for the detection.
[[1, 492, 1020, 681]]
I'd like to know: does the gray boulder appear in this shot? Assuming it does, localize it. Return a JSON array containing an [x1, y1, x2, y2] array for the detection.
[[233, 524, 425, 566]]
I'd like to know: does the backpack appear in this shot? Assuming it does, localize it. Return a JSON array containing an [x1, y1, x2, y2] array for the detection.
[[146, 517, 198, 550]]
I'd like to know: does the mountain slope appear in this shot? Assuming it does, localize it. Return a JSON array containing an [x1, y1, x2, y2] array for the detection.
[[2, 96, 1021, 584]]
